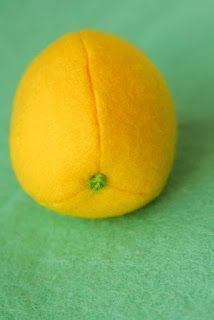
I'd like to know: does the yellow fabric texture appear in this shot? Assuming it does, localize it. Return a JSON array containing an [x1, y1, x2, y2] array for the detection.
[[10, 30, 177, 218]]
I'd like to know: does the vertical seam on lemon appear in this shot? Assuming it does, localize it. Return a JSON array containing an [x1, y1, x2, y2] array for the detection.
[[79, 31, 102, 172]]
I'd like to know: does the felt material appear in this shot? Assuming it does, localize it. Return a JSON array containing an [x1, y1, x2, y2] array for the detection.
[[1, 0, 214, 319], [10, 30, 176, 218], [87, 173, 107, 191]]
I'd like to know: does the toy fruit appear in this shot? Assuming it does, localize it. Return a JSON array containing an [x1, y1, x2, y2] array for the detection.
[[10, 30, 177, 218]]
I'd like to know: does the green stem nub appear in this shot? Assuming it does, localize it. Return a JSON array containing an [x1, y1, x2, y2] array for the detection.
[[87, 173, 107, 191]]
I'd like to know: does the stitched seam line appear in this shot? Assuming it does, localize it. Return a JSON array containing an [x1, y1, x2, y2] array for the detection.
[[48, 186, 146, 206], [111, 186, 146, 197], [79, 31, 101, 171]]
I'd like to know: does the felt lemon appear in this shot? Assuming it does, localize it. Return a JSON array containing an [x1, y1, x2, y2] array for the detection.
[[10, 30, 176, 219]]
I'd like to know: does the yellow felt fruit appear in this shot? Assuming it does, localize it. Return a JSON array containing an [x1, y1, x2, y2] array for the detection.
[[10, 30, 176, 219]]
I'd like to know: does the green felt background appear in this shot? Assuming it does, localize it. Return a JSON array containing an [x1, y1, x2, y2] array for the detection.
[[0, 0, 214, 319]]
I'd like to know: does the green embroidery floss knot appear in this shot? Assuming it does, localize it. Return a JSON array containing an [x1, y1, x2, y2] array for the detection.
[[87, 173, 107, 191]]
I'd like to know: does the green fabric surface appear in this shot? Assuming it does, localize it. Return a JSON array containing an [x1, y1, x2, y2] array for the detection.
[[0, 0, 214, 319]]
